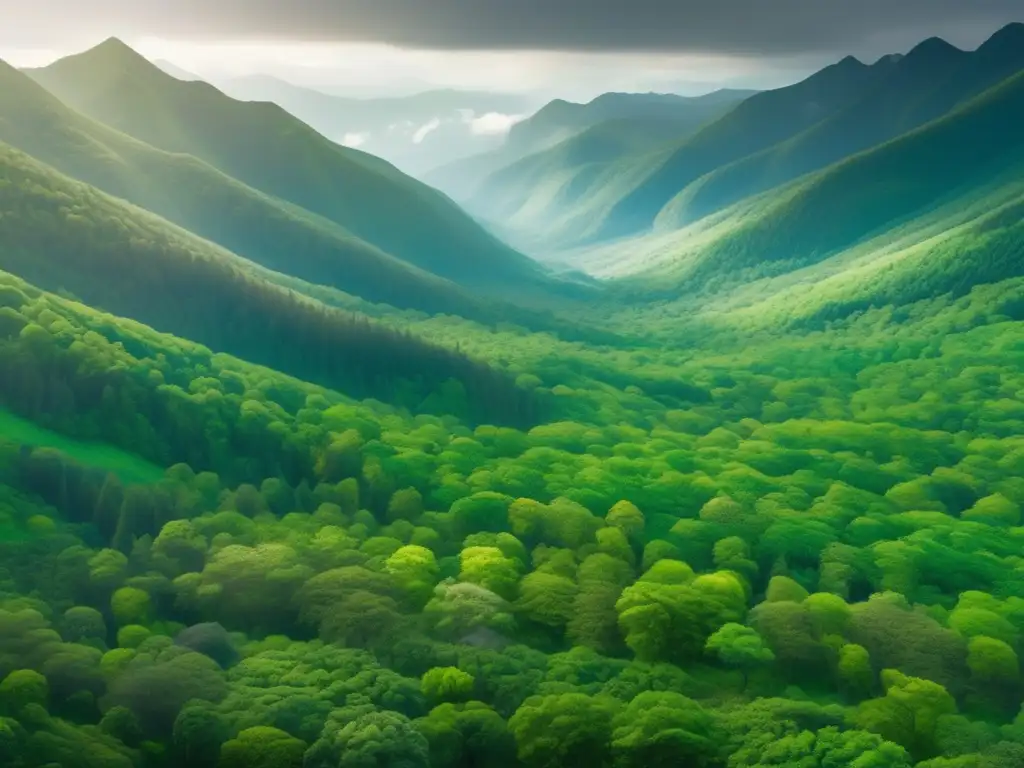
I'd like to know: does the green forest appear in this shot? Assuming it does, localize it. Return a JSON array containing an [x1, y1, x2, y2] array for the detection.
[[0, 20, 1024, 768]]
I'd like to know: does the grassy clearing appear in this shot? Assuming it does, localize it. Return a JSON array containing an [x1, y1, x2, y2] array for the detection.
[[0, 408, 164, 484]]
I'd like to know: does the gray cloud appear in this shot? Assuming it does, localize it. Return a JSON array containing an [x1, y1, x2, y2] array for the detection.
[[5, 0, 1023, 55]]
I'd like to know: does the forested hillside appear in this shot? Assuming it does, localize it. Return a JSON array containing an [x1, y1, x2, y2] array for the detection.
[[608, 67, 1024, 298], [0, 59, 497, 319], [26, 38, 552, 292], [655, 23, 1024, 229], [0, 144, 537, 427], [427, 89, 753, 210], [470, 22, 1024, 254]]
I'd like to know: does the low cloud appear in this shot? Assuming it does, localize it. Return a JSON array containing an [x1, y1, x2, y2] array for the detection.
[[467, 111, 525, 136], [340, 131, 370, 147], [412, 118, 442, 144]]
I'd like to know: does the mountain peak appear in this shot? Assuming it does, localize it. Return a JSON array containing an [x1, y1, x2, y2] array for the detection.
[[978, 21, 1024, 56], [904, 36, 964, 63], [63, 36, 161, 77], [92, 36, 142, 58], [836, 54, 867, 69]]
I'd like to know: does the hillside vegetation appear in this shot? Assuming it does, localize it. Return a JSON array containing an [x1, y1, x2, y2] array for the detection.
[[27, 38, 551, 292], [426, 89, 753, 208], [622, 68, 1024, 295], [473, 23, 1024, 254], [0, 60, 499, 319], [656, 23, 1024, 229], [0, 143, 538, 426]]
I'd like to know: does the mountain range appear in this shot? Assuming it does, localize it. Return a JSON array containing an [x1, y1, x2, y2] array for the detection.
[[447, 23, 1024, 261], [425, 89, 755, 212], [212, 74, 541, 176], [20, 38, 558, 298], [0, 25, 1022, 412]]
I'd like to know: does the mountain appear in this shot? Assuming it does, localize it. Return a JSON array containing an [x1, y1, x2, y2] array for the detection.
[[654, 24, 1024, 230], [572, 23, 1024, 247], [460, 112, 743, 252], [26, 38, 551, 294], [0, 58, 500, 320], [216, 75, 539, 176], [505, 90, 756, 157], [463, 22, 1024, 256], [219, 77, 527, 175], [613, 66, 1024, 302], [425, 88, 754, 208], [0, 141, 537, 425]]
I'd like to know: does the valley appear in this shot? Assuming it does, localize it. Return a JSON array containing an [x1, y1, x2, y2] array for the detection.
[[0, 18, 1022, 768]]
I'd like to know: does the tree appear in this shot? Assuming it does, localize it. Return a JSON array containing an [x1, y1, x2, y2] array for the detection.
[[385, 545, 440, 608], [103, 644, 228, 738], [838, 644, 876, 701], [509, 693, 619, 768], [747, 726, 910, 768], [421, 667, 475, 705], [966, 635, 1019, 710], [218, 726, 305, 768], [855, 670, 957, 759], [764, 575, 810, 603], [387, 487, 424, 523], [304, 709, 430, 768], [616, 570, 746, 664], [515, 572, 578, 629], [606, 500, 645, 542], [414, 702, 516, 768], [110, 587, 152, 627], [0, 670, 48, 714], [459, 546, 521, 601], [705, 623, 774, 687], [610, 692, 716, 768], [60, 607, 107, 646]]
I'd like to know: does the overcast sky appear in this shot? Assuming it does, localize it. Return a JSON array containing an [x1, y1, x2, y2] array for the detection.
[[1, 0, 1021, 99]]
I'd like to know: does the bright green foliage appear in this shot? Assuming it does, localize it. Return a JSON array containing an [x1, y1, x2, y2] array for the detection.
[[747, 726, 911, 768], [838, 644, 876, 701], [415, 702, 516, 768], [304, 709, 430, 768], [966, 636, 1019, 684], [765, 576, 810, 604], [385, 545, 440, 607], [421, 667, 476, 704], [856, 670, 957, 759], [705, 623, 775, 679], [516, 572, 579, 628], [616, 569, 745, 663], [508, 693, 619, 767], [0, 670, 48, 713], [610, 691, 714, 767], [804, 593, 852, 637], [459, 546, 522, 600], [962, 494, 1021, 526], [218, 726, 305, 768], [606, 500, 645, 541], [109, 588, 152, 627], [115, 626, 151, 650]]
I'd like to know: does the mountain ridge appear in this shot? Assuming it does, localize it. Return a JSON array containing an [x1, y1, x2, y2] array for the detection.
[[26, 39, 553, 293]]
